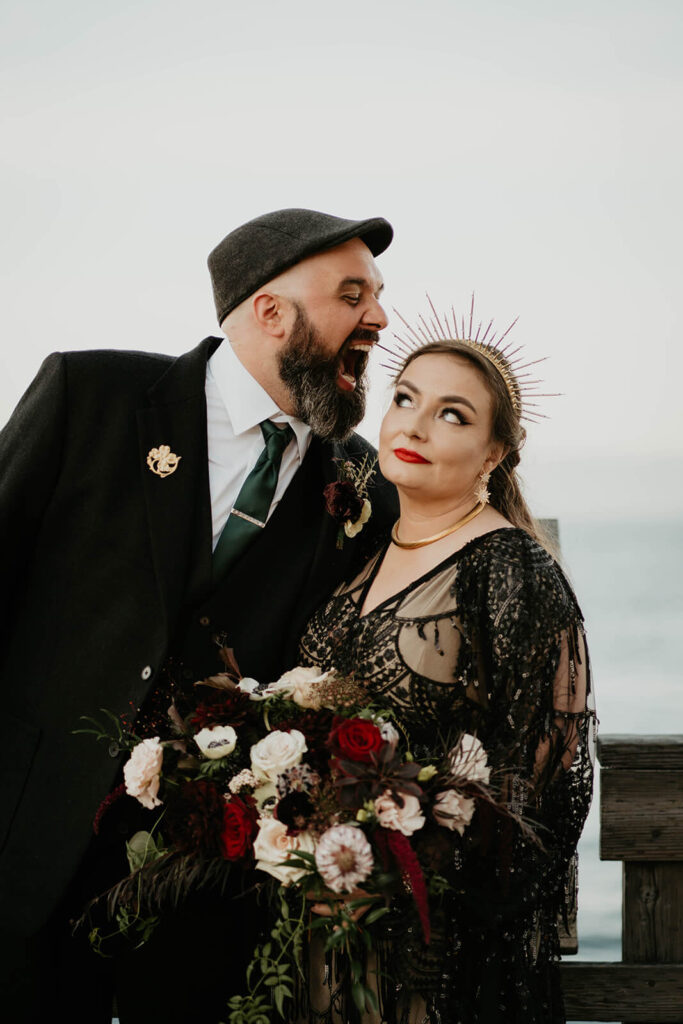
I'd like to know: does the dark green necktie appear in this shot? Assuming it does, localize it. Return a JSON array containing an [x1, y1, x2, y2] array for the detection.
[[212, 420, 295, 579]]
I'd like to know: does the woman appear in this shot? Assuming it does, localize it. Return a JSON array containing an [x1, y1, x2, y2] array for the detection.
[[298, 310, 595, 1023]]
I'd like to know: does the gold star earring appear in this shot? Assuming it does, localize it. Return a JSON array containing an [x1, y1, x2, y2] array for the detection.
[[474, 469, 491, 505]]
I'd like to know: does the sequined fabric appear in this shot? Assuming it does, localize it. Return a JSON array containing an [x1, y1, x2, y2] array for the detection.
[[298, 528, 595, 1023]]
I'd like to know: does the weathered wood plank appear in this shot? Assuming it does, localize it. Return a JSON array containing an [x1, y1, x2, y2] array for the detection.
[[560, 963, 683, 1022], [624, 863, 683, 963], [600, 736, 683, 770], [601, 771, 683, 860]]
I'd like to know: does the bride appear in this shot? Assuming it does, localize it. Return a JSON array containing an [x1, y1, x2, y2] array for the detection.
[[297, 308, 595, 1023]]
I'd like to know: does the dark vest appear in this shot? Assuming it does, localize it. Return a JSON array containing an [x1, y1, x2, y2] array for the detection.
[[160, 434, 395, 693]]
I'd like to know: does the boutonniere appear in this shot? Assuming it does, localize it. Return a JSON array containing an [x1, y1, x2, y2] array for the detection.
[[323, 453, 376, 549]]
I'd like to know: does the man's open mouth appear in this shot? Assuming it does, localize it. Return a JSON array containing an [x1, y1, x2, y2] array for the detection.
[[336, 340, 374, 392]]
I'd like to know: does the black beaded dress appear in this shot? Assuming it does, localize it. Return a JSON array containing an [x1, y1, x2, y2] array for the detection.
[[298, 527, 595, 1024]]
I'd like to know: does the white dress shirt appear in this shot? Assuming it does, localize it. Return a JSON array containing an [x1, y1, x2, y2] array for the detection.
[[205, 340, 312, 550]]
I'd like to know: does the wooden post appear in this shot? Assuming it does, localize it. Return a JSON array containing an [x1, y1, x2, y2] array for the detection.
[[560, 735, 683, 1022], [601, 736, 683, 1024]]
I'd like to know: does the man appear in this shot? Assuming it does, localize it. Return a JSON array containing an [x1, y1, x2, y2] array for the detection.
[[0, 208, 397, 1021]]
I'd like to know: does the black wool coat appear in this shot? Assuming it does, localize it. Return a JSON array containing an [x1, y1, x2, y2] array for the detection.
[[0, 337, 398, 936]]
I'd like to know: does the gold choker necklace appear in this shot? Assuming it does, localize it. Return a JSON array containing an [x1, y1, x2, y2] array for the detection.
[[391, 501, 486, 550]]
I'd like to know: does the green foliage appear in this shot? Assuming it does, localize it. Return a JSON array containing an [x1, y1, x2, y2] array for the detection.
[[258, 693, 306, 729], [196, 755, 236, 780], [86, 902, 160, 957], [73, 707, 137, 749], [221, 889, 305, 1024], [115, 905, 160, 947], [125, 830, 168, 873], [224, 993, 271, 1024], [87, 926, 109, 959], [427, 871, 453, 897]]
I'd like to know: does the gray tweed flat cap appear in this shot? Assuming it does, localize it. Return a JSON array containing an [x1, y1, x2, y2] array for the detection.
[[208, 207, 393, 324]]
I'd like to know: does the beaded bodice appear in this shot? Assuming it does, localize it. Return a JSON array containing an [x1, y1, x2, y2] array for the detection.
[[298, 528, 595, 1023]]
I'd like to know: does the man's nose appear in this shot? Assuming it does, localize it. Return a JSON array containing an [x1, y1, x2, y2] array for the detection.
[[361, 296, 389, 331]]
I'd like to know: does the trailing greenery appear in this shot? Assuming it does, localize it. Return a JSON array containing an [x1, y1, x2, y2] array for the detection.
[[224, 888, 305, 1024]]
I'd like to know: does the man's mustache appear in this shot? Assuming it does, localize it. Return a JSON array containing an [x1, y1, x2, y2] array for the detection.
[[346, 327, 380, 346]]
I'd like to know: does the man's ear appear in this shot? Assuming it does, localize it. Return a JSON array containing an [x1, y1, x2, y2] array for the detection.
[[252, 291, 288, 339]]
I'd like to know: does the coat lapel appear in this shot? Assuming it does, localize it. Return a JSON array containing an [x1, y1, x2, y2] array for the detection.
[[137, 337, 220, 627], [302, 439, 360, 598]]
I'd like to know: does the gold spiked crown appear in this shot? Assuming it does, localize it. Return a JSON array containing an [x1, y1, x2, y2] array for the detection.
[[378, 295, 553, 423]]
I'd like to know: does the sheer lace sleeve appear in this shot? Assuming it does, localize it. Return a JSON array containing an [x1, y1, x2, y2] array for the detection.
[[455, 531, 595, 909]]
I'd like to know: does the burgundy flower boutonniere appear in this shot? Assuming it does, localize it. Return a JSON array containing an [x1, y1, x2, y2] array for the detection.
[[323, 454, 376, 549]]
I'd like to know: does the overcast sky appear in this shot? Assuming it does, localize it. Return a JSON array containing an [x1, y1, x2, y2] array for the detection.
[[2, 0, 681, 520]]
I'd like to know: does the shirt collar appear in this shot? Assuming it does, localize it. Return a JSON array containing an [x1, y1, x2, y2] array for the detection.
[[207, 339, 311, 461]]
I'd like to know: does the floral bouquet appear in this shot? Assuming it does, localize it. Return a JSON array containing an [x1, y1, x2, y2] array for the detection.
[[78, 654, 526, 1023]]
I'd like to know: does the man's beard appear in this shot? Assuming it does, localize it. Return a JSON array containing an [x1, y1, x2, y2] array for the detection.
[[277, 304, 377, 441]]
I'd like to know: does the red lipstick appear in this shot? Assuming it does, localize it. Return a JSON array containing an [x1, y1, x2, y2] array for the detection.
[[394, 448, 430, 464]]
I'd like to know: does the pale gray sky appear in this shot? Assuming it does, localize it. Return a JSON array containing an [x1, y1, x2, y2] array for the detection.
[[2, 0, 681, 520]]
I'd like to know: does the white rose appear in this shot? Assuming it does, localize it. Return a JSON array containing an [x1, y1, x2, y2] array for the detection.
[[448, 734, 491, 784], [374, 790, 425, 836], [433, 789, 476, 835], [270, 666, 332, 710], [123, 737, 163, 810], [250, 729, 307, 782], [344, 498, 371, 538], [194, 724, 237, 760], [253, 817, 316, 885]]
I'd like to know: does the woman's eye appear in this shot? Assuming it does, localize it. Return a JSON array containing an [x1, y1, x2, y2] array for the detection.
[[393, 390, 412, 408], [442, 407, 466, 424]]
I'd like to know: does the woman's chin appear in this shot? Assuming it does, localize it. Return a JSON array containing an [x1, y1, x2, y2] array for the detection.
[[380, 451, 426, 485]]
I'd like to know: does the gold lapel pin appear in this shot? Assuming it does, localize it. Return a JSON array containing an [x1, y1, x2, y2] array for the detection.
[[147, 445, 182, 478]]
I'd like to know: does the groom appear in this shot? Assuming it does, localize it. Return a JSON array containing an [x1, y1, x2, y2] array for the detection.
[[0, 208, 397, 1022]]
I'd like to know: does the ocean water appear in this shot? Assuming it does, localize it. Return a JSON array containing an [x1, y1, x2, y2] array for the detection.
[[559, 518, 683, 1023], [112, 519, 681, 1024]]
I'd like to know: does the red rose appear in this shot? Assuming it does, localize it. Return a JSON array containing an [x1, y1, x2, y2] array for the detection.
[[328, 716, 384, 763], [221, 795, 258, 861]]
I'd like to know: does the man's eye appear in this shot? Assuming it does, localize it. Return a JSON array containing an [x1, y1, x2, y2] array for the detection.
[[442, 407, 466, 424], [344, 294, 361, 305], [394, 390, 412, 408]]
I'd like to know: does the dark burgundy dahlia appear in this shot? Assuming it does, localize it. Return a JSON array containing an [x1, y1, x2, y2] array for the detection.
[[323, 480, 363, 524], [165, 780, 225, 857], [190, 689, 252, 731], [275, 791, 315, 833]]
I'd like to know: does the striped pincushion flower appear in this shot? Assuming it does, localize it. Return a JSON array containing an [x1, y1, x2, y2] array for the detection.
[[315, 824, 374, 894]]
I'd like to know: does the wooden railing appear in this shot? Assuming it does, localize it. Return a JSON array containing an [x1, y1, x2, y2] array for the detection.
[[559, 735, 683, 1022]]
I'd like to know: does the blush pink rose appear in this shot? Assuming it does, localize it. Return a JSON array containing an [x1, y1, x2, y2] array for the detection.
[[374, 790, 425, 836], [123, 737, 164, 810], [253, 817, 316, 885], [433, 789, 476, 835]]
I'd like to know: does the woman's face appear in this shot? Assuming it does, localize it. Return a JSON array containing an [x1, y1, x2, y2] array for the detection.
[[379, 352, 503, 507]]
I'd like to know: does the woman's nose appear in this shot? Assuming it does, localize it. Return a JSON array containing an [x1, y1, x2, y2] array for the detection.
[[405, 410, 427, 440]]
